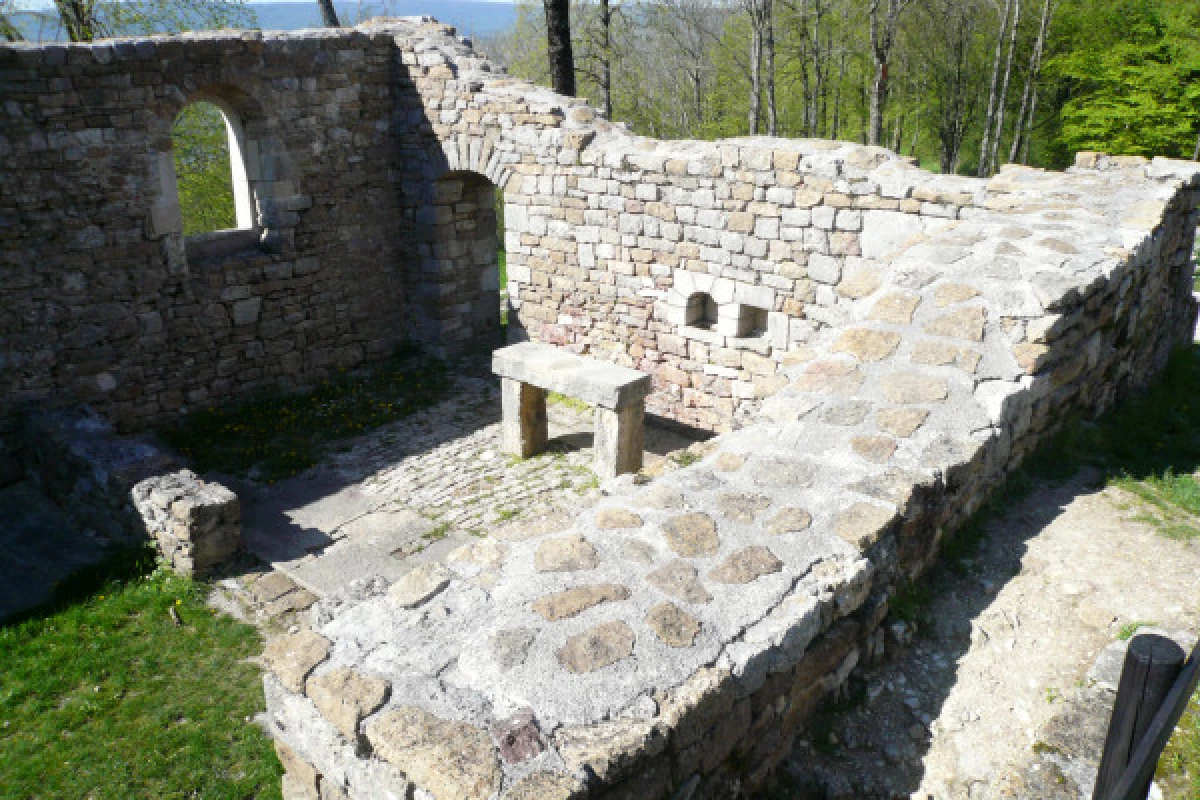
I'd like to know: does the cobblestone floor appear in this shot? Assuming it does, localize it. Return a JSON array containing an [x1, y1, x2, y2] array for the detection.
[[232, 363, 704, 604], [326, 373, 601, 535]]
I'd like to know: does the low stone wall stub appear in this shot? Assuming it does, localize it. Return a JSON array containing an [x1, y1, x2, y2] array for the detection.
[[131, 470, 240, 577]]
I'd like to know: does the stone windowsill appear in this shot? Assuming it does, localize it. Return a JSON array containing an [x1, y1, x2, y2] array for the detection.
[[680, 324, 772, 355], [184, 227, 261, 263]]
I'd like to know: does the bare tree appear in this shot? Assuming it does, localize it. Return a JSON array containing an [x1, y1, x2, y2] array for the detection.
[[576, 0, 620, 118], [985, 0, 1020, 174], [1009, 0, 1053, 163], [317, 0, 340, 27], [867, 0, 914, 147], [978, 0, 1012, 175], [650, 0, 724, 134], [740, 0, 773, 134], [764, 0, 777, 134], [544, 0, 577, 96], [917, 0, 982, 172], [54, 0, 99, 41]]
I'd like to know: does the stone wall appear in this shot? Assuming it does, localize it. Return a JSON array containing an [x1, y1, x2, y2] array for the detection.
[[0, 28, 415, 483], [258, 148, 1199, 800]]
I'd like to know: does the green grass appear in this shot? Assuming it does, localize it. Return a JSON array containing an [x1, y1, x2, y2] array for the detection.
[[546, 391, 590, 414], [1117, 621, 1160, 640], [1161, 689, 1200, 799], [0, 548, 280, 800], [159, 349, 448, 482], [671, 450, 702, 468]]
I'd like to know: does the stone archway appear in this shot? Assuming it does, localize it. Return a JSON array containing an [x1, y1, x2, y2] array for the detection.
[[413, 169, 504, 357]]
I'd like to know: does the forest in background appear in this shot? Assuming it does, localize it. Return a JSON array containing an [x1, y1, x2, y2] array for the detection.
[[2, 0, 1197, 227], [483, 0, 1200, 175]]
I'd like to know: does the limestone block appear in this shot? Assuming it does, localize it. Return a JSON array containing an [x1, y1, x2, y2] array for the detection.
[[263, 631, 330, 693], [594, 404, 644, 479], [366, 707, 501, 800], [306, 667, 390, 741], [493, 343, 651, 410], [558, 620, 637, 673], [500, 378, 547, 458]]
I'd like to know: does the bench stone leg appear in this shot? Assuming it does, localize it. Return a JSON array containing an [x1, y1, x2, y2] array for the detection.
[[593, 404, 644, 479], [501, 378, 547, 458]]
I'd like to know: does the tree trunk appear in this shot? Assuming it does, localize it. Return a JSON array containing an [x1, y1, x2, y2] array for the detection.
[[544, 0, 576, 97], [600, 0, 613, 119], [747, 16, 762, 134], [868, 0, 910, 147], [1020, 84, 1038, 163], [1010, 0, 1051, 163], [765, 0, 777, 135], [978, 0, 1012, 176], [869, 60, 886, 146], [317, 0, 340, 27], [987, 0, 1021, 174], [54, 0, 97, 41], [1194, 126, 1200, 161]]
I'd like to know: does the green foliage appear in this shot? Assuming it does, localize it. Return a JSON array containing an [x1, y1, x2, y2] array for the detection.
[[159, 350, 449, 482], [173, 102, 237, 236], [1117, 620, 1158, 640], [102, 0, 253, 36], [0, 549, 281, 799], [1160, 686, 1200, 799], [1047, 0, 1200, 160]]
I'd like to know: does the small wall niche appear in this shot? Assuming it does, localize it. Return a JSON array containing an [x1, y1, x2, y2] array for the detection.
[[686, 292, 718, 330], [737, 305, 769, 338]]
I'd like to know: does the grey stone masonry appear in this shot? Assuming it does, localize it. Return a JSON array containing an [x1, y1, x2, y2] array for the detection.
[[493, 342, 652, 477], [21, 410, 241, 576], [131, 470, 240, 577]]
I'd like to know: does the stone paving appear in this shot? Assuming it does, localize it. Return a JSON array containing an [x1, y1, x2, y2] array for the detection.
[[236, 367, 701, 600]]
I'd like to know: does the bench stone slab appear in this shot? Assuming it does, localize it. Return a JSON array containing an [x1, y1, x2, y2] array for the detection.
[[492, 343, 652, 411]]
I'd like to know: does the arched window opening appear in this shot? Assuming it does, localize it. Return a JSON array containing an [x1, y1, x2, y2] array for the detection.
[[686, 292, 718, 330], [172, 101, 253, 236]]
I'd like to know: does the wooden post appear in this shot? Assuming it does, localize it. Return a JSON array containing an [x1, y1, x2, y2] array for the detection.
[[1092, 633, 1186, 800]]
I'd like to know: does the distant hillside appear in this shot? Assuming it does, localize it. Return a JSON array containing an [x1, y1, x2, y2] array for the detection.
[[9, 1, 518, 42]]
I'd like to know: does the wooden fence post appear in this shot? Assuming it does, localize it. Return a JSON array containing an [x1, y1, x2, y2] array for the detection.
[[1092, 633, 1186, 800]]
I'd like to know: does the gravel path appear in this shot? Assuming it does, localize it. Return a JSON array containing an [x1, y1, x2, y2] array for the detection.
[[780, 470, 1200, 799]]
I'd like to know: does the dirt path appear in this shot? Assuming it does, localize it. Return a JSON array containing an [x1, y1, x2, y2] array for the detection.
[[781, 470, 1200, 799]]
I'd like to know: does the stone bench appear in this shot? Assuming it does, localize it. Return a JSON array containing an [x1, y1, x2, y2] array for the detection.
[[492, 343, 652, 478]]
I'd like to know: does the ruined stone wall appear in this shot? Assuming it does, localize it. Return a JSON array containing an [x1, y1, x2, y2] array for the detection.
[[4, 19, 1200, 800], [259, 150, 1199, 800], [0, 28, 414, 482]]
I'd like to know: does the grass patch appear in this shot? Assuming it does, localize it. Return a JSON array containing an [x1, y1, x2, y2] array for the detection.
[[546, 391, 590, 414], [1160, 687, 1200, 799], [890, 577, 933, 624], [0, 547, 280, 799], [671, 450, 702, 468], [159, 348, 448, 482], [1117, 621, 1160, 640]]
